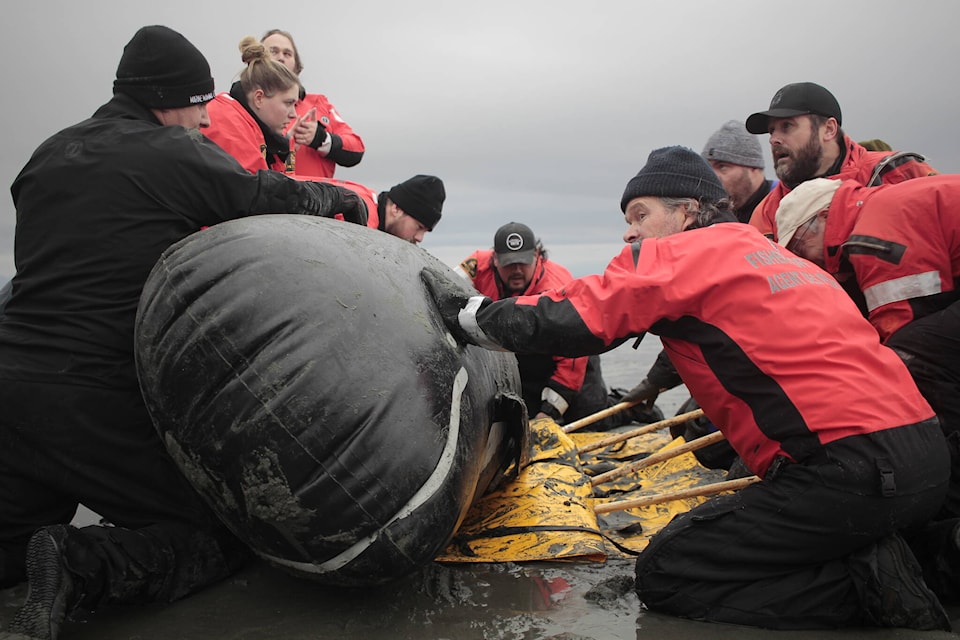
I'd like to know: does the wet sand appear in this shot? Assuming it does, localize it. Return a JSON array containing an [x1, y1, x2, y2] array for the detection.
[[3, 557, 959, 639]]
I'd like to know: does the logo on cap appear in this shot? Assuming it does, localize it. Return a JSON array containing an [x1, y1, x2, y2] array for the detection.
[[505, 233, 525, 251], [190, 92, 215, 104]]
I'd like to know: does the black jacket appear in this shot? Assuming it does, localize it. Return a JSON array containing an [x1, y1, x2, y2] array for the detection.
[[1, 94, 338, 388]]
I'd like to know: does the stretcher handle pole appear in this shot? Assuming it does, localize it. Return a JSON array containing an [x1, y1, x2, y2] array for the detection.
[[590, 429, 724, 487], [562, 400, 641, 434], [575, 409, 705, 455], [594, 475, 760, 514]]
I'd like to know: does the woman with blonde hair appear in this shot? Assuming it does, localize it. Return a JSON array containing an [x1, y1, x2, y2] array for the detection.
[[203, 36, 301, 173]]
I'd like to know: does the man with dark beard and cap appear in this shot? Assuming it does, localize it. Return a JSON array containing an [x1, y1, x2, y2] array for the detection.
[[0, 25, 366, 640], [743, 82, 937, 241], [420, 145, 955, 631], [456, 222, 663, 427]]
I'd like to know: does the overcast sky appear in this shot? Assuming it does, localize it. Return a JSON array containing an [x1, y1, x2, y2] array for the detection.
[[3, 0, 959, 280]]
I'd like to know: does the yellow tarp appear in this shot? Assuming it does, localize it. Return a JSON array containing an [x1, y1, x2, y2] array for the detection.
[[436, 417, 728, 564], [585, 433, 728, 555], [437, 416, 605, 563]]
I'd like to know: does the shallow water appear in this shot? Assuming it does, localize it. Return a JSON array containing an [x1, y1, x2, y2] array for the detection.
[[3, 340, 959, 638], [4, 555, 958, 639]]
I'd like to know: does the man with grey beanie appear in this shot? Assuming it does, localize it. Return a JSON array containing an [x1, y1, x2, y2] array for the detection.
[[701, 120, 775, 222], [421, 145, 954, 631], [1, 24, 366, 640]]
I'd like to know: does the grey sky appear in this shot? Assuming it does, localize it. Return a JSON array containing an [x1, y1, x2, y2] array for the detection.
[[3, 0, 959, 279]]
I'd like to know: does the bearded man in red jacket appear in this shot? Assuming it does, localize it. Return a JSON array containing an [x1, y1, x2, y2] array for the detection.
[[457, 222, 659, 427], [744, 82, 936, 241]]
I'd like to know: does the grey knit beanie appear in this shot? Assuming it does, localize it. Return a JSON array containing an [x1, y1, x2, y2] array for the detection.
[[620, 146, 728, 212], [701, 120, 765, 169]]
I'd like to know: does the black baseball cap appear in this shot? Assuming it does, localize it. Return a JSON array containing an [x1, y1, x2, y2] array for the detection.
[[494, 222, 536, 266], [745, 82, 842, 134]]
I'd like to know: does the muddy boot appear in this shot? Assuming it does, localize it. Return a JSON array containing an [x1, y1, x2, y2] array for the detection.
[[5, 525, 80, 640], [904, 517, 960, 603], [847, 533, 951, 631]]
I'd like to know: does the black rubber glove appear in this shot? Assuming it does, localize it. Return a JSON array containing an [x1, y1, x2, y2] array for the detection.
[[420, 267, 477, 345], [621, 378, 660, 408], [309, 121, 328, 148], [297, 182, 367, 226], [336, 188, 368, 226]]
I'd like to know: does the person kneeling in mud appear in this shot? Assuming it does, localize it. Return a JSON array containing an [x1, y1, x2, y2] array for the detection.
[[421, 146, 954, 630]]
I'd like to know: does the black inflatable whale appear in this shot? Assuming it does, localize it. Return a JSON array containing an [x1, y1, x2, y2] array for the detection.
[[135, 215, 526, 586]]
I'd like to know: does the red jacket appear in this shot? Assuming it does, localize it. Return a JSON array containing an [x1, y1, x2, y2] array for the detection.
[[821, 176, 960, 341], [458, 249, 589, 415], [749, 135, 937, 240], [289, 93, 365, 179], [460, 222, 933, 478], [203, 93, 290, 174]]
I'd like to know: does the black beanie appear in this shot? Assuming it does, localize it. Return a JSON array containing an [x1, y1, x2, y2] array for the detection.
[[620, 146, 728, 212], [113, 26, 215, 109], [387, 175, 446, 230]]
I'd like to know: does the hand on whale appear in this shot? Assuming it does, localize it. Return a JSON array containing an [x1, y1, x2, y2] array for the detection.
[[420, 267, 476, 345]]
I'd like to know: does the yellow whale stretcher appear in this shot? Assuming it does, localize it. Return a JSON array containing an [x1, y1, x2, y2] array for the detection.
[[436, 414, 758, 564]]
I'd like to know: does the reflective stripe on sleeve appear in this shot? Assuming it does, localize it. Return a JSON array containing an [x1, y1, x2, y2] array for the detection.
[[541, 387, 570, 416], [459, 296, 509, 350], [863, 271, 942, 312]]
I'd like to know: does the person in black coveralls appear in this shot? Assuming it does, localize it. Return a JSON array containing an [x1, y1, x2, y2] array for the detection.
[[0, 25, 365, 640]]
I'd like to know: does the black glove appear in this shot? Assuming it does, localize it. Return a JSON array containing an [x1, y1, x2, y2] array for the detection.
[[336, 187, 368, 226], [647, 349, 683, 390], [297, 182, 367, 226], [621, 378, 660, 408], [309, 121, 328, 148], [420, 267, 476, 345]]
